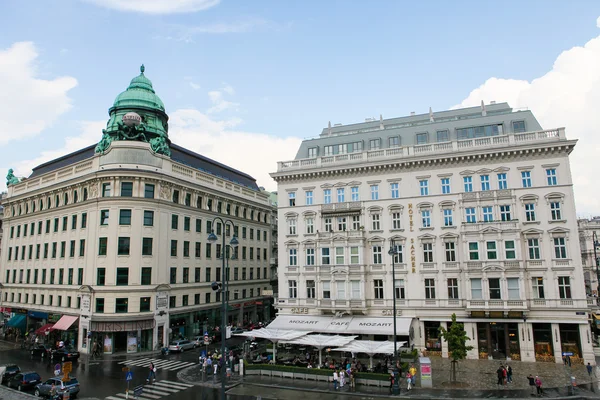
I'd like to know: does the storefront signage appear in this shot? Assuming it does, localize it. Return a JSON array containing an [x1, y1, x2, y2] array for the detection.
[[48, 314, 61, 323], [291, 308, 309, 314], [156, 295, 168, 309], [408, 203, 414, 232], [28, 311, 48, 319], [244, 302, 256, 307], [92, 320, 154, 332], [382, 310, 402, 316], [81, 296, 90, 313], [0, 307, 12, 313], [12, 308, 28, 314], [410, 238, 416, 273]]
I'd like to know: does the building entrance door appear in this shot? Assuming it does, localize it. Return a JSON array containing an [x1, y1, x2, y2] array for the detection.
[[490, 323, 507, 359]]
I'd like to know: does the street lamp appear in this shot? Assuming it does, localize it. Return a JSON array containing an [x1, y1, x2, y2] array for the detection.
[[593, 232, 599, 302], [388, 240, 401, 395], [207, 217, 238, 400]]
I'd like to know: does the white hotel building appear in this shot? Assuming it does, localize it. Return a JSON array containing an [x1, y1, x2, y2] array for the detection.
[[270, 102, 594, 364]]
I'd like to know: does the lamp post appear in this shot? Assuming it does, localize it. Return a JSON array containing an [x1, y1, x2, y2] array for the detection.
[[207, 217, 238, 400], [593, 232, 599, 302], [388, 240, 400, 395]]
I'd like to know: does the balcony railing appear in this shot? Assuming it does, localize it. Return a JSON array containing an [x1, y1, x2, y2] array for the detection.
[[467, 299, 527, 310], [462, 220, 518, 232], [277, 128, 565, 172]]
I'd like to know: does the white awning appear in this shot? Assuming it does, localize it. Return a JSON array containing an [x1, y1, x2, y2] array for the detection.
[[268, 315, 412, 336], [281, 334, 357, 349]]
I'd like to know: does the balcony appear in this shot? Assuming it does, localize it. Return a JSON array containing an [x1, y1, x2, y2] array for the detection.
[[321, 201, 362, 214], [465, 260, 521, 270], [462, 220, 518, 232], [277, 128, 565, 172], [528, 299, 589, 309], [467, 299, 527, 310], [317, 230, 366, 239]]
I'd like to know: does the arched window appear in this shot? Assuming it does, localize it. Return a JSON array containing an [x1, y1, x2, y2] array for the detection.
[[25, 203, 29, 214], [83, 188, 88, 201], [63, 193, 69, 205], [55, 195, 59, 207], [39, 199, 43, 211], [47, 197, 51, 209], [32, 202, 36, 213], [73, 191, 78, 203], [250, 210, 255, 220]]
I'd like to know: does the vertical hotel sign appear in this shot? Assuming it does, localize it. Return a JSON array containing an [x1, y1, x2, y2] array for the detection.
[[408, 203, 416, 273]]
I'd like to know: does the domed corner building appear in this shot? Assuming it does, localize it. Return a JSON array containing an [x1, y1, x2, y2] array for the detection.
[[0, 66, 276, 355]]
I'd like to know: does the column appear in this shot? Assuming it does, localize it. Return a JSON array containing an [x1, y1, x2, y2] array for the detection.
[[504, 324, 510, 360], [464, 322, 479, 359], [579, 323, 596, 365], [486, 324, 493, 357], [551, 323, 563, 364], [519, 322, 535, 362]]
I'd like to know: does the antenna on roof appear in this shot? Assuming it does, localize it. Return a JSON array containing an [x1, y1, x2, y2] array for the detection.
[[429, 107, 434, 122], [328, 121, 332, 135], [481, 100, 487, 117], [379, 114, 384, 130]]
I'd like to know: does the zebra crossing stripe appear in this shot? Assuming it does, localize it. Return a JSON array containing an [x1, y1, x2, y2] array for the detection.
[[105, 397, 122, 400], [140, 388, 173, 396], [113, 393, 159, 400], [159, 379, 194, 388], [118, 357, 150, 365], [170, 363, 193, 370], [152, 381, 191, 390], [152, 360, 180, 368], [148, 383, 180, 392]]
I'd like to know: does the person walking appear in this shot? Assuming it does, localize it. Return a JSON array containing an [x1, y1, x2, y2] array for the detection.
[[339, 369, 346, 389], [409, 364, 417, 386], [350, 368, 356, 389], [587, 362, 594, 377], [406, 372, 412, 390], [527, 374, 536, 395], [535, 376, 543, 396], [496, 365, 504, 387], [507, 365, 513, 383], [389, 371, 395, 394], [146, 362, 156, 383], [333, 370, 339, 390]]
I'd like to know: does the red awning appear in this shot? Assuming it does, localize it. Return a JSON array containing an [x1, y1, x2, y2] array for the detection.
[[50, 315, 78, 331], [35, 323, 54, 335]]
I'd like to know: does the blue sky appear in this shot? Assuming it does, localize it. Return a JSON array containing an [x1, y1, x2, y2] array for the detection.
[[1, 0, 600, 213]]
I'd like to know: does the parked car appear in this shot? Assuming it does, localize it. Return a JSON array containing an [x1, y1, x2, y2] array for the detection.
[[7, 371, 41, 392], [168, 340, 195, 352], [30, 344, 53, 359], [0, 364, 20, 385], [51, 347, 80, 362], [35, 376, 80, 398]]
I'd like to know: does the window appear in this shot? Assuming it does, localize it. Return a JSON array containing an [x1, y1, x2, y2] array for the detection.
[[337, 217, 346, 231], [350, 246, 360, 264], [546, 168, 557, 186], [497, 173, 507, 190], [525, 203, 536, 222], [369, 138, 381, 150], [423, 243, 434, 262], [118, 237, 130, 255], [62, 216, 68, 231], [141, 210, 154, 227], [337, 188, 345, 203], [463, 176, 473, 192], [288, 192, 296, 207], [388, 136, 400, 147], [532, 277, 544, 299], [512, 120, 526, 133], [288, 280, 297, 298], [142, 238, 153, 256], [553, 237, 567, 259], [172, 190, 179, 204], [171, 240, 178, 257], [486, 241, 497, 259], [324, 217, 332, 232], [392, 212, 402, 229], [528, 238, 541, 259], [308, 147, 317, 158], [100, 210, 109, 225], [441, 178, 450, 194], [288, 219, 297, 235], [521, 171, 532, 188], [370, 185, 379, 200], [425, 279, 436, 299], [351, 186, 359, 201], [116, 268, 129, 285], [443, 209, 453, 227], [500, 205, 511, 221], [419, 180, 429, 196], [480, 175, 490, 191], [304, 217, 314, 234], [482, 206, 493, 222], [171, 214, 178, 229], [416, 133, 428, 145], [390, 183, 399, 198], [71, 215, 77, 230], [349, 280, 360, 299], [465, 207, 476, 223], [119, 209, 131, 225], [323, 189, 332, 204], [144, 184, 155, 198], [97, 268, 106, 286], [96, 298, 105, 313], [371, 214, 380, 230], [447, 278, 458, 299], [437, 130, 449, 142], [558, 277, 571, 299], [98, 238, 108, 256], [336, 281, 346, 300], [306, 280, 316, 298], [457, 123, 503, 139], [352, 215, 360, 230], [469, 242, 479, 260], [374, 279, 384, 299], [489, 278, 501, 299], [335, 247, 345, 264], [550, 201, 562, 220], [115, 298, 128, 313], [471, 278, 482, 299], [321, 248, 330, 265], [305, 191, 313, 205], [289, 248, 297, 266], [102, 183, 111, 197], [504, 240, 516, 259], [321, 281, 331, 299], [121, 182, 133, 197], [421, 210, 431, 228], [507, 278, 520, 300], [445, 242, 456, 262], [372, 245, 382, 264], [69, 240, 75, 257]]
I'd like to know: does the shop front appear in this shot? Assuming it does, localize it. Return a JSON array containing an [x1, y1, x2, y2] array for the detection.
[[476, 322, 520, 360], [27, 310, 48, 334], [49, 315, 79, 349], [424, 321, 442, 356], [91, 319, 154, 354], [532, 323, 554, 362], [5, 308, 28, 335], [559, 323, 583, 364]]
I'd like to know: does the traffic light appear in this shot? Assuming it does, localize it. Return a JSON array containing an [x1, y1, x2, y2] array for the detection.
[[211, 281, 223, 292]]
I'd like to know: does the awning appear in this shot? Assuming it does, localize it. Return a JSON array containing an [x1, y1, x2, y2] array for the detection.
[[6, 314, 26, 329], [35, 323, 54, 335], [268, 315, 412, 336], [50, 315, 78, 331]]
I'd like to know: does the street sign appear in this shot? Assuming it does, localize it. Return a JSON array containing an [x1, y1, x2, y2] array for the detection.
[[126, 371, 133, 381], [563, 352, 574, 356], [204, 332, 210, 345]]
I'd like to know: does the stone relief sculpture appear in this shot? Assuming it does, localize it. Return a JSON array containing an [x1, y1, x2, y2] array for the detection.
[[159, 184, 171, 200]]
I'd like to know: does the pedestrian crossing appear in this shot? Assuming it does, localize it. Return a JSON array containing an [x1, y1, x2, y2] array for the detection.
[[118, 357, 197, 371], [104, 380, 193, 400]]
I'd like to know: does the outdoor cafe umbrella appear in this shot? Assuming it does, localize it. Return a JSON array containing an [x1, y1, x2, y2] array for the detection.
[[235, 328, 310, 363], [331, 340, 407, 369], [281, 334, 357, 367]]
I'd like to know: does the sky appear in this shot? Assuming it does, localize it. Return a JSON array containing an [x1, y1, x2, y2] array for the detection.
[[1, 0, 600, 215]]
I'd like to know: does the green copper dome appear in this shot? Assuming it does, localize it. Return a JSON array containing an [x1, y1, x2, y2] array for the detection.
[[112, 65, 165, 111]]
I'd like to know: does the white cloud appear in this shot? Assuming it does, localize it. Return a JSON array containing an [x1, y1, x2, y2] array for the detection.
[[207, 89, 239, 114], [189, 82, 201, 90], [453, 23, 600, 215], [86, 0, 220, 14], [0, 42, 77, 145], [163, 18, 268, 42], [169, 109, 301, 190]]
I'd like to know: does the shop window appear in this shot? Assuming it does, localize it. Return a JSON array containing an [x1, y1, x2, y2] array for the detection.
[[532, 323, 554, 362], [559, 324, 582, 359], [424, 321, 441, 351]]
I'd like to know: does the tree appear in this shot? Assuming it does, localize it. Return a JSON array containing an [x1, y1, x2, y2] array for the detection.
[[439, 313, 474, 382]]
